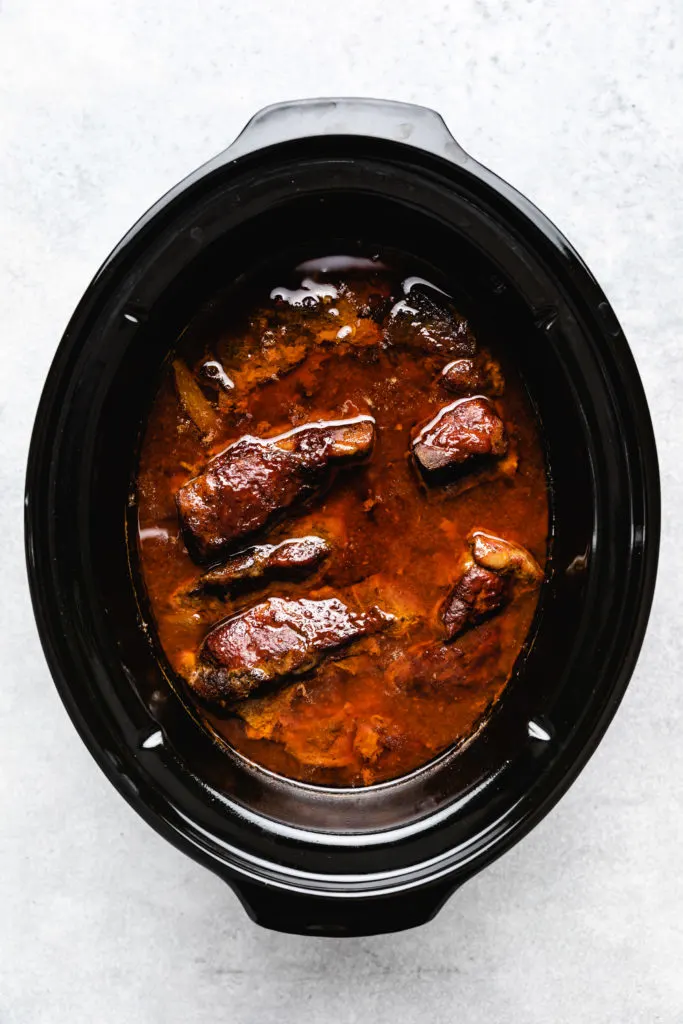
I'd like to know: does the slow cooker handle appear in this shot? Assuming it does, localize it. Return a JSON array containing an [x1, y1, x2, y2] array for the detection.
[[232, 878, 460, 937], [215, 97, 470, 166]]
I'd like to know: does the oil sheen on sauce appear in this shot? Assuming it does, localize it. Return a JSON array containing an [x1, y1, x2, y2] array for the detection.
[[136, 254, 549, 787]]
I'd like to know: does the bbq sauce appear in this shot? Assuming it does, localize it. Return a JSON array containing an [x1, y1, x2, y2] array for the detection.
[[136, 255, 548, 786]]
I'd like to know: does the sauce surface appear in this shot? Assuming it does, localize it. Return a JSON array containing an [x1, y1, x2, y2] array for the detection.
[[136, 256, 548, 786]]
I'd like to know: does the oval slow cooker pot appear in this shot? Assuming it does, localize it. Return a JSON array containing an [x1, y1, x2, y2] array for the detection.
[[25, 98, 660, 936]]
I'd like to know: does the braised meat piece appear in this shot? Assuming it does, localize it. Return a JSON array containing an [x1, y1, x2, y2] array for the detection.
[[388, 640, 464, 693], [198, 536, 330, 592], [389, 631, 505, 696], [190, 597, 394, 705], [412, 397, 507, 475], [353, 716, 390, 763], [441, 532, 543, 641], [469, 530, 543, 585], [441, 352, 505, 396], [441, 564, 510, 640], [384, 287, 477, 357], [176, 416, 375, 562]]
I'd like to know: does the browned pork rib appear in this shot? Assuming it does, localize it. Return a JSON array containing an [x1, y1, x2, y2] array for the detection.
[[198, 536, 331, 592], [441, 352, 505, 396], [176, 416, 375, 562], [411, 397, 507, 475], [441, 532, 543, 640], [190, 597, 394, 705], [384, 287, 477, 357], [441, 564, 510, 640]]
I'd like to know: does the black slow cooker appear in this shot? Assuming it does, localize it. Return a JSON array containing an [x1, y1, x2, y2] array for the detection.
[[25, 98, 660, 936]]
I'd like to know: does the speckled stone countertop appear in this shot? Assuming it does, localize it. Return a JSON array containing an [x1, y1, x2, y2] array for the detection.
[[1, 1, 680, 1021]]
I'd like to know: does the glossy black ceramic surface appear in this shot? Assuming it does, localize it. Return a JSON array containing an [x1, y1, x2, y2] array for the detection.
[[25, 99, 659, 935]]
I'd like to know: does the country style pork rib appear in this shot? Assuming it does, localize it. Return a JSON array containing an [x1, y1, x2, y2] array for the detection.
[[441, 564, 511, 640], [411, 397, 507, 475], [190, 596, 394, 705], [176, 416, 375, 562], [198, 536, 330, 593], [441, 352, 505, 397], [441, 530, 543, 640]]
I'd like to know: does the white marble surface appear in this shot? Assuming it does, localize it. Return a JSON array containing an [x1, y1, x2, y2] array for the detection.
[[1, 1, 681, 1021]]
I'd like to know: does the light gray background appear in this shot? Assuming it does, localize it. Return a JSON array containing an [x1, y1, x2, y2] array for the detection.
[[1, 1, 680, 1021]]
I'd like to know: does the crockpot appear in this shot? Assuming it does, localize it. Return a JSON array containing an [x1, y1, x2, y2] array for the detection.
[[25, 98, 660, 936]]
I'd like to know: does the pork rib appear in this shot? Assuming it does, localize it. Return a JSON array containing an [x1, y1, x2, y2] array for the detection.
[[177, 416, 375, 562], [198, 536, 330, 592], [412, 397, 507, 475], [190, 596, 394, 704], [441, 531, 543, 640], [441, 564, 510, 640]]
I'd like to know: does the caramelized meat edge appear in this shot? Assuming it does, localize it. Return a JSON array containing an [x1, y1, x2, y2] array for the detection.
[[468, 529, 543, 584]]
